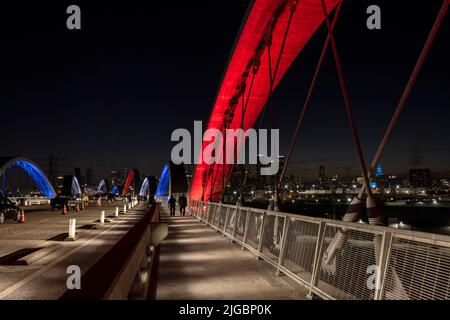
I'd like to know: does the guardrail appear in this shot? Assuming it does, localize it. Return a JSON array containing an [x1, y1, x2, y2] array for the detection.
[[190, 200, 450, 300], [60, 202, 168, 300]]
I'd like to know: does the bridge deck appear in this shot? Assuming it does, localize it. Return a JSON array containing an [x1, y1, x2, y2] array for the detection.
[[156, 205, 308, 300]]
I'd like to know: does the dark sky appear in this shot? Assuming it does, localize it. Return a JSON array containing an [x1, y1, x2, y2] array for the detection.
[[0, 0, 448, 180]]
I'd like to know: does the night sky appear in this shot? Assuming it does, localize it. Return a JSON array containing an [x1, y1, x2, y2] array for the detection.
[[1, 1, 448, 180]]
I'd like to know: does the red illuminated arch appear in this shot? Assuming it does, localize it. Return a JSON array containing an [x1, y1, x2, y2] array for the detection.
[[190, 0, 339, 201], [122, 170, 135, 196]]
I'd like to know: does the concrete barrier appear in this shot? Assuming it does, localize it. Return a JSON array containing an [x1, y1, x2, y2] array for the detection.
[[100, 211, 105, 224], [68, 219, 76, 240]]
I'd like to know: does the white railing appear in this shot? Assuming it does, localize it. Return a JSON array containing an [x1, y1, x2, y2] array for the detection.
[[189, 200, 450, 300]]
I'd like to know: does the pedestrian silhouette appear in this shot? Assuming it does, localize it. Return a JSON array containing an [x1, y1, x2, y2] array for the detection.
[[179, 193, 187, 216], [168, 195, 176, 216]]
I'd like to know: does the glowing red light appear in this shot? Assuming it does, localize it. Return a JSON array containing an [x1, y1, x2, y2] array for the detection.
[[189, 0, 339, 201]]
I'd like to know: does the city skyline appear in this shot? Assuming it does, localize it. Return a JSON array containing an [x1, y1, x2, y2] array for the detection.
[[1, 1, 449, 178]]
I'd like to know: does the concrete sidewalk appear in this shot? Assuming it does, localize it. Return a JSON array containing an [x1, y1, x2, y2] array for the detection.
[[156, 206, 308, 300]]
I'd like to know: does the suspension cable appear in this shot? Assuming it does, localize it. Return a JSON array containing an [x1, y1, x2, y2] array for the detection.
[[320, 0, 373, 197], [253, 0, 297, 198], [270, 0, 298, 130], [215, 0, 297, 202], [209, 129, 225, 201], [355, 0, 449, 200], [258, 0, 298, 131], [278, 0, 343, 186], [201, 166, 212, 201], [221, 69, 258, 200]]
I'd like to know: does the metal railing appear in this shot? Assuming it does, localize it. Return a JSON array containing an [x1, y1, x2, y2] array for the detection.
[[189, 200, 450, 300]]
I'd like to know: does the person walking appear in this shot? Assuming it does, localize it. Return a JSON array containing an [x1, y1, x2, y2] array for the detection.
[[168, 195, 176, 216], [179, 194, 187, 216]]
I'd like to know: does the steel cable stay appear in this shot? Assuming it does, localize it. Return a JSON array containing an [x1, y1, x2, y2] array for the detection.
[[221, 67, 259, 202], [278, 0, 343, 188], [221, 70, 254, 202], [206, 0, 297, 204], [353, 0, 450, 207], [243, 0, 296, 194], [320, 0, 374, 198], [241, 0, 298, 209]]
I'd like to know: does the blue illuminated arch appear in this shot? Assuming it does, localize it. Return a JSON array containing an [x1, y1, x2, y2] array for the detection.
[[156, 165, 170, 197], [139, 177, 149, 197], [97, 179, 108, 194], [0, 157, 56, 198], [111, 185, 119, 195], [72, 176, 82, 196]]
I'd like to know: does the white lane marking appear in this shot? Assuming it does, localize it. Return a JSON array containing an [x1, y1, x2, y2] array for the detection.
[[0, 211, 144, 299]]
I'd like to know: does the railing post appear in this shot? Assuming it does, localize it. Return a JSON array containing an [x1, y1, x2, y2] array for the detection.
[[375, 231, 392, 300], [276, 216, 289, 276], [206, 202, 212, 224], [256, 211, 267, 260], [223, 205, 230, 235], [242, 209, 251, 250], [202, 201, 206, 221], [197, 201, 203, 221], [308, 221, 327, 299], [231, 206, 239, 243], [215, 204, 222, 232], [203, 201, 208, 222]]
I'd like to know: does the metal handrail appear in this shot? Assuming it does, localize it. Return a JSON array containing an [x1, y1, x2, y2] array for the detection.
[[190, 200, 450, 300]]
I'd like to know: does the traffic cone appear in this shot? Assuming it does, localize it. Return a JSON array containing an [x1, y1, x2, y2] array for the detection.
[[62, 205, 67, 215], [19, 210, 25, 223]]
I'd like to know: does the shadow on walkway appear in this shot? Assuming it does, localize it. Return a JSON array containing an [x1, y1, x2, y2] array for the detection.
[[157, 206, 308, 300]]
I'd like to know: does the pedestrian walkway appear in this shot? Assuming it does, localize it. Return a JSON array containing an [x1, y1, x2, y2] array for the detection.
[[156, 205, 308, 299]]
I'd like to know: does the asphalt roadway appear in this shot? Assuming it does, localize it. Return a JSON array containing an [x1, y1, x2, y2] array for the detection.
[[0, 200, 148, 299]]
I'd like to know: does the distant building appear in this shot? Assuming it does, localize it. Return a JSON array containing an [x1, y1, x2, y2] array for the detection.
[[409, 168, 432, 188], [319, 165, 326, 184], [86, 169, 93, 186], [376, 174, 403, 188], [119, 168, 129, 186], [229, 164, 247, 189], [111, 170, 119, 185]]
